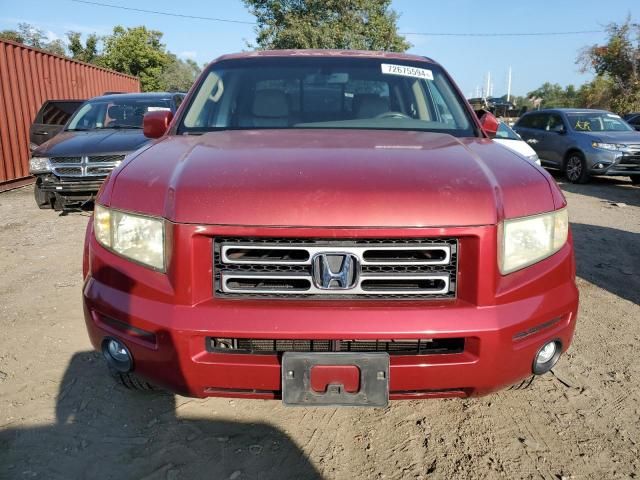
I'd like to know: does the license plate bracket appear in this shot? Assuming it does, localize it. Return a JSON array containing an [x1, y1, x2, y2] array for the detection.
[[281, 352, 389, 407]]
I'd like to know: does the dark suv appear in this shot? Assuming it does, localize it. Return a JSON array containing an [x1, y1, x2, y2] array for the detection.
[[514, 108, 640, 184], [29, 92, 184, 210]]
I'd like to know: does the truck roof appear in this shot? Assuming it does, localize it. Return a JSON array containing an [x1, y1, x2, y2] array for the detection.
[[215, 49, 437, 65]]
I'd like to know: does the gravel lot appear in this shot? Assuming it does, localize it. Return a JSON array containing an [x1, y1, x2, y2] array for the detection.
[[1, 176, 639, 480]]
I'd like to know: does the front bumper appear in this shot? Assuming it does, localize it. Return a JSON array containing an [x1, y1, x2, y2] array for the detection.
[[82, 223, 579, 400], [38, 173, 105, 194], [36, 174, 105, 208], [587, 149, 640, 176]]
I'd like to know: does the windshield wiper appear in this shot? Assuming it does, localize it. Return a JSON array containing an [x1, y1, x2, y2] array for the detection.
[[100, 125, 143, 129], [66, 127, 91, 131]]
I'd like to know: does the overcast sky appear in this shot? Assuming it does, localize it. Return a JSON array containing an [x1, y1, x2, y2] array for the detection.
[[1, 0, 637, 96]]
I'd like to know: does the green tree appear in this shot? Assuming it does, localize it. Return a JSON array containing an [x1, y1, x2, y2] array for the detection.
[[67, 31, 100, 63], [159, 54, 201, 92], [0, 29, 24, 43], [1, 23, 66, 56], [98, 26, 170, 91], [578, 17, 640, 113], [577, 76, 615, 110], [243, 0, 410, 51], [526, 82, 580, 109]]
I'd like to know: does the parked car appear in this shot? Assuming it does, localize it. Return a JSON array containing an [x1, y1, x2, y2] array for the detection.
[[30, 99, 84, 150], [491, 119, 541, 165], [514, 108, 640, 184], [83, 50, 577, 406], [623, 113, 640, 131], [29, 92, 185, 210]]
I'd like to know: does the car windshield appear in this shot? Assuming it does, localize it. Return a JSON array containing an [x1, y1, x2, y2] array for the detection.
[[66, 98, 172, 131], [179, 57, 476, 136], [566, 112, 633, 132], [495, 122, 521, 140]]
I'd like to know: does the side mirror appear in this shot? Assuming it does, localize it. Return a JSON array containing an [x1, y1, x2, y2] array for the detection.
[[143, 110, 174, 139], [479, 112, 499, 138]]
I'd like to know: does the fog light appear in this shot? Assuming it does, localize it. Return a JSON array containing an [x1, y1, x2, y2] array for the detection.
[[102, 337, 133, 373], [213, 338, 234, 349], [532, 340, 561, 375]]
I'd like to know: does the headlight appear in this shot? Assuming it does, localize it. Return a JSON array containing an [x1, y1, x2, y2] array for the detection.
[[527, 153, 541, 166], [29, 157, 51, 174], [94, 205, 166, 270], [499, 208, 569, 274], [592, 142, 626, 151]]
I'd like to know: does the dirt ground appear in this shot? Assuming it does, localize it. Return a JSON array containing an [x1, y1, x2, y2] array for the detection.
[[1, 175, 639, 480]]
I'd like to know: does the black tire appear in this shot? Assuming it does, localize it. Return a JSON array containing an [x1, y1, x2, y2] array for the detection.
[[111, 370, 158, 391], [630, 176, 640, 185], [33, 183, 51, 209], [564, 152, 590, 184]]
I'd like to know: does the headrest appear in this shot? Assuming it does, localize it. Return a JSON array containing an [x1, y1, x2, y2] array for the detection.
[[252, 89, 289, 118], [108, 105, 125, 121], [353, 94, 390, 119]]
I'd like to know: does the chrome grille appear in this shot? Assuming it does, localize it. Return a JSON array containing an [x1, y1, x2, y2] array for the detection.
[[619, 144, 640, 167], [214, 237, 457, 299], [50, 154, 125, 178]]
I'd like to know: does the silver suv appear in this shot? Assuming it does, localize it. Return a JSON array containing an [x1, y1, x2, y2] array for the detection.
[[514, 108, 640, 184]]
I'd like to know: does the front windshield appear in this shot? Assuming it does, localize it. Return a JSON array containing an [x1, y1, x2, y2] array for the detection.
[[179, 58, 475, 136], [495, 122, 521, 140], [66, 98, 171, 131], [566, 112, 633, 132]]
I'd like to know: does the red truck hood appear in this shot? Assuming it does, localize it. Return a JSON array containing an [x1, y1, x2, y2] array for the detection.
[[107, 129, 556, 227]]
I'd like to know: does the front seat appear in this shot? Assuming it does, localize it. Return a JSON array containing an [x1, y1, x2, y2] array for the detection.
[[239, 89, 290, 127], [106, 105, 125, 127], [353, 94, 390, 119]]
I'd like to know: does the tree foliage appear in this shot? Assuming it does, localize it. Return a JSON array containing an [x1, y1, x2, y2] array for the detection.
[[577, 76, 615, 110], [98, 26, 170, 91], [159, 54, 202, 92], [243, 0, 410, 51], [1, 22, 201, 93], [0, 23, 66, 56], [67, 31, 100, 63], [578, 18, 640, 113], [526, 82, 580, 109]]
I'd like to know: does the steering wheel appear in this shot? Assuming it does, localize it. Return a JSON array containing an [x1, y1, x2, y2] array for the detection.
[[375, 111, 412, 120]]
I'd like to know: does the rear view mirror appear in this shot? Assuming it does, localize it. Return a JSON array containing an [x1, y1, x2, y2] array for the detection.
[[479, 112, 499, 138], [143, 110, 174, 139]]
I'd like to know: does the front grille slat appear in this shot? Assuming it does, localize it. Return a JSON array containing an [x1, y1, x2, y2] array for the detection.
[[49, 156, 82, 164], [87, 154, 125, 163], [215, 237, 457, 299], [208, 337, 465, 355]]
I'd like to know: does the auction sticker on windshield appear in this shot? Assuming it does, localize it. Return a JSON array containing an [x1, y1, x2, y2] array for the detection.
[[381, 63, 434, 81]]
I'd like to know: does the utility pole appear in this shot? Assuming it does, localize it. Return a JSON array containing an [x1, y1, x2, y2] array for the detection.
[[486, 71, 491, 100], [507, 66, 512, 102]]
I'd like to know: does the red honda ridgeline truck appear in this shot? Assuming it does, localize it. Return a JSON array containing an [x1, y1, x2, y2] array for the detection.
[[83, 50, 578, 407]]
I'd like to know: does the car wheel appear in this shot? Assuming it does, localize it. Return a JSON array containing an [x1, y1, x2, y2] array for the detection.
[[630, 176, 640, 185], [564, 153, 590, 184], [33, 183, 51, 209], [111, 370, 158, 391]]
